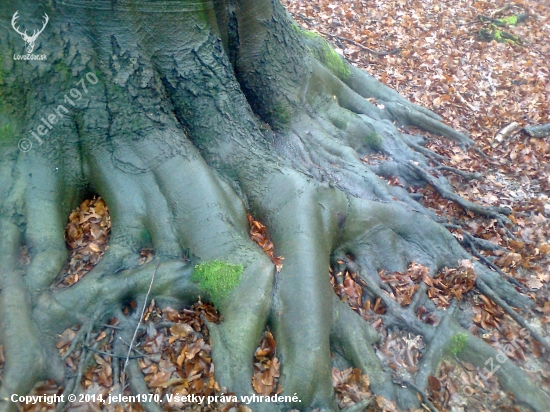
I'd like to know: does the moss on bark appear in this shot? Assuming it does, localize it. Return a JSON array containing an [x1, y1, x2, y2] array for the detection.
[[192, 260, 244, 304]]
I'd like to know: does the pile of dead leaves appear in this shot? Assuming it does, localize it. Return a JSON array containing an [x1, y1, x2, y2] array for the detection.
[[471, 294, 505, 330], [139, 302, 284, 410], [247, 214, 283, 271], [19, 381, 63, 412], [56, 326, 79, 371], [376, 331, 425, 377], [426, 260, 477, 308], [252, 331, 281, 395], [331, 269, 363, 308], [60, 196, 111, 287], [379, 263, 431, 307], [61, 319, 141, 412], [139, 302, 224, 410], [332, 367, 371, 410], [366, 396, 400, 412], [330, 268, 386, 324]]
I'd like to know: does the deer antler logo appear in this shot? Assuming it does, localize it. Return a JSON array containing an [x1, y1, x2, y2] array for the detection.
[[11, 11, 49, 54]]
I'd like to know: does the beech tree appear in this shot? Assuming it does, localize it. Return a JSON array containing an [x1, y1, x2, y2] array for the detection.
[[0, 1, 548, 411]]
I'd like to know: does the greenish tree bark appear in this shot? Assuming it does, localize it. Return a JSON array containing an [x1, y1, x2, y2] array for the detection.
[[0, 1, 548, 411]]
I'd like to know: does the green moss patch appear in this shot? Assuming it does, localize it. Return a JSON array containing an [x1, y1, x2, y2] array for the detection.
[[449, 332, 468, 356], [479, 13, 527, 27], [296, 26, 323, 41], [497, 15, 519, 26], [192, 260, 243, 304], [0, 124, 12, 142], [477, 13, 526, 44], [295, 25, 351, 80], [321, 45, 351, 80], [272, 103, 292, 126], [478, 27, 521, 44], [365, 131, 382, 151]]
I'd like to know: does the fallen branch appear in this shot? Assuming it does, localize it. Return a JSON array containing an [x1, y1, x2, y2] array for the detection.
[[319, 30, 401, 56], [455, 91, 477, 112], [490, 4, 512, 18], [435, 165, 482, 180], [493, 121, 521, 146], [122, 258, 159, 381], [524, 123, 550, 138], [479, 13, 528, 27]]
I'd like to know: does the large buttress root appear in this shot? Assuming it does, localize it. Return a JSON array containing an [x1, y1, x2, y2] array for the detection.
[[136, 3, 550, 410], [0, 1, 549, 411], [0, 3, 274, 409]]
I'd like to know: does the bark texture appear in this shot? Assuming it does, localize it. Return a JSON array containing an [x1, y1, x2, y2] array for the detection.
[[0, 1, 548, 411]]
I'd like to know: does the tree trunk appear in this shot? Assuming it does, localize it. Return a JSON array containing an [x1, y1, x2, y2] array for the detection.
[[0, 1, 548, 411]]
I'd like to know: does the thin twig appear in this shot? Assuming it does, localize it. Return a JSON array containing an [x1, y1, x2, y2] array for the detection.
[[486, 66, 495, 94], [319, 30, 401, 56], [102, 323, 122, 330], [85, 345, 145, 359], [117, 336, 149, 358], [455, 91, 477, 112], [463, 236, 524, 290], [141, 321, 175, 329], [435, 165, 482, 180], [490, 4, 512, 17], [394, 378, 440, 412], [122, 258, 159, 380]]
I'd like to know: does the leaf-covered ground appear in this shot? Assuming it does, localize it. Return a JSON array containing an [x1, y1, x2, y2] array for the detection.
[[1, 0, 549, 411]]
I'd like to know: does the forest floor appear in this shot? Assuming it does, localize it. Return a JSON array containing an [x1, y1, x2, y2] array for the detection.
[[1, 0, 549, 411]]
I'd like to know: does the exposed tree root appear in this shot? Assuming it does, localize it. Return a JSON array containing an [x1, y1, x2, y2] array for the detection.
[[476, 281, 548, 349], [459, 231, 524, 289], [407, 162, 512, 221], [435, 165, 482, 180]]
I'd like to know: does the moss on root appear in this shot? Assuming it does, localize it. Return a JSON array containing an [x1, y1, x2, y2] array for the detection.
[[294, 25, 351, 80], [272, 103, 292, 127], [192, 260, 243, 304], [481, 13, 528, 27], [498, 15, 519, 26], [331, 115, 348, 131], [320, 46, 351, 80], [296, 26, 323, 41], [479, 27, 521, 44], [365, 131, 382, 150], [449, 332, 468, 356], [0, 124, 12, 142]]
